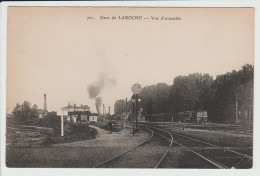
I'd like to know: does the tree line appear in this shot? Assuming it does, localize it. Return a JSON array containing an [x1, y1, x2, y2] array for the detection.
[[114, 64, 254, 123]]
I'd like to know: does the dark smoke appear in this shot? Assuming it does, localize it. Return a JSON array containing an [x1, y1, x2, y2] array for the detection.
[[87, 73, 117, 114], [87, 85, 101, 99], [95, 96, 102, 114]]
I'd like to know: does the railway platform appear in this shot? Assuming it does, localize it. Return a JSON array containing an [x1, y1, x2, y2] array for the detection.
[[53, 125, 150, 148]]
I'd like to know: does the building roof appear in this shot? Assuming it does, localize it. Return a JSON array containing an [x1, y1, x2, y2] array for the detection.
[[62, 104, 89, 109], [36, 109, 48, 114], [81, 105, 89, 108], [68, 111, 91, 115], [61, 105, 73, 109]]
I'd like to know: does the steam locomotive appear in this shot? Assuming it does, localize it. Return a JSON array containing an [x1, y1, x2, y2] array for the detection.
[[147, 111, 208, 124]]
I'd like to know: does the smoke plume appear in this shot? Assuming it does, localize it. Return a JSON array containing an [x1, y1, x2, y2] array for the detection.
[[87, 73, 117, 114], [88, 85, 101, 99], [95, 96, 102, 114]]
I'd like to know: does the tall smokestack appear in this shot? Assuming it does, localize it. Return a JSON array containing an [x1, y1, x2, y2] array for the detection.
[[44, 94, 47, 110]]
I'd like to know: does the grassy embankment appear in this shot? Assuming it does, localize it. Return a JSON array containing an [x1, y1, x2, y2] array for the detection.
[[6, 116, 97, 147]]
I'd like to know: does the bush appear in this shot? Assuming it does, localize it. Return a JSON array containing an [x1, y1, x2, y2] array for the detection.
[[35, 113, 60, 134], [42, 120, 97, 145], [91, 121, 123, 132]]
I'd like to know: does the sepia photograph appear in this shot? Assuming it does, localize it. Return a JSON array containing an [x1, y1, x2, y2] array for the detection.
[[1, 3, 257, 174]]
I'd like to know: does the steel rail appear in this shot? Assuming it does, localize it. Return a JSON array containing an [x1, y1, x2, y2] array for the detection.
[[151, 126, 229, 169], [158, 123, 253, 136], [152, 127, 173, 168], [166, 129, 253, 160], [170, 139, 229, 169], [93, 126, 154, 168]]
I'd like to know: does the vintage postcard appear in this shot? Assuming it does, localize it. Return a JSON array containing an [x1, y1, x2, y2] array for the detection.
[[0, 2, 258, 176]]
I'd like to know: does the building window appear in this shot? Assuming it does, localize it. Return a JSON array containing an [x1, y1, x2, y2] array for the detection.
[[249, 105, 253, 120], [241, 106, 245, 119], [245, 110, 248, 119]]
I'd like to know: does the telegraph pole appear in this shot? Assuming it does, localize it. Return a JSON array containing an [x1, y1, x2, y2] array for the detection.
[[126, 97, 128, 128], [108, 106, 112, 134], [172, 104, 174, 122], [61, 112, 64, 136], [108, 106, 110, 120], [132, 102, 135, 136], [103, 104, 104, 117], [135, 95, 138, 130], [121, 99, 124, 115], [243, 66, 246, 98], [236, 93, 239, 124], [243, 66, 246, 133]]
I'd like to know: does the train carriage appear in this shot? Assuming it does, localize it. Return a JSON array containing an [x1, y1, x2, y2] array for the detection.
[[196, 111, 208, 124], [147, 111, 208, 124], [176, 111, 197, 123]]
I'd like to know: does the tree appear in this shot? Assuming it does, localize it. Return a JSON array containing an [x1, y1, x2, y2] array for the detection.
[[139, 83, 171, 115], [113, 64, 254, 124], [11, 101, 38, 125], [208, 64, 254, 123], [114, 99, 125, 116], [37, 112, 60, 133], [170, 73, 213, 113]]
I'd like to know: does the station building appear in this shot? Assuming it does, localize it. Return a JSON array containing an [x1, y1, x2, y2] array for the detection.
[[61, 103, 91, 122], [236, 80, 253, 125], [89, 114, 99, 122]]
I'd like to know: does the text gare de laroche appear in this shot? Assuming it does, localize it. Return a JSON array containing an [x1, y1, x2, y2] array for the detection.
[[98, 16, 181, 20]]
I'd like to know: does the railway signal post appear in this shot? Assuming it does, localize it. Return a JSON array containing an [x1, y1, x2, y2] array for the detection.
[[131, 83, 142, 133]]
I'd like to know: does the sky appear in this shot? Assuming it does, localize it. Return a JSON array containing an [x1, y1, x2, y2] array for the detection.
[[6, 7, 254, 114]]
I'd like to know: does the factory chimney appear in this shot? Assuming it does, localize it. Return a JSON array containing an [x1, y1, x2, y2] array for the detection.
[[44, 94, 47, 110]]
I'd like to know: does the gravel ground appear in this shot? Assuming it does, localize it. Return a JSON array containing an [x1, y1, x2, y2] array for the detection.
[[157, 124, 253, 148], [6, 126, 151, 168], [99, 136, 169, 168], [7, 123, 252, 168], [160, 147, 217, 168], [53, 125, 150, 148]]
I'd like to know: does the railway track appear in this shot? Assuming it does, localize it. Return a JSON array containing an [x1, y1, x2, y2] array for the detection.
[[93, 123, 252, 168], [93, 125, 172, 168], [149, 124, 252, 169], [149, 126, 228, 168], [157, 123, 253, 158], [93, 126, 155, 168], [154, 122, 253, 136]]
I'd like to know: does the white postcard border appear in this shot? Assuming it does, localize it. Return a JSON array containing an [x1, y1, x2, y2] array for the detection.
[[0, 1, 259, 176]]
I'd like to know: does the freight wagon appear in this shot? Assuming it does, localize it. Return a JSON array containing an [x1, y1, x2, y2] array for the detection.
[[176, 111, 208, 123], [146, 113, 174, 122], [146, 111, 208, 124]]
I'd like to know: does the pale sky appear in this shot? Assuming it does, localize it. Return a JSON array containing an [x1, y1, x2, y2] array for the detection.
[[7, 7, 254, 114]]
